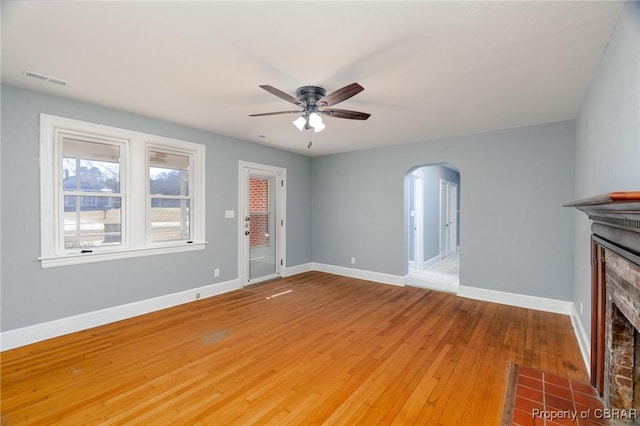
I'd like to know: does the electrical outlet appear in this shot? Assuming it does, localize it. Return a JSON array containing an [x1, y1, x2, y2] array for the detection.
[[351, 257, 356, 265], [214, 268, 220, 277], [196, 292, 201, 300]]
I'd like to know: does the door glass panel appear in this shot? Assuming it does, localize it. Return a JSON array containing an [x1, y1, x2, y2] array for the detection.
[[249, 175, 277, 281]]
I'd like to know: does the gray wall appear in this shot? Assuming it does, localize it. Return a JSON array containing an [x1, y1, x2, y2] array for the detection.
[[573, 2, 640, 339], [312, 120, 576, 300], [1, 84, 312, 331]]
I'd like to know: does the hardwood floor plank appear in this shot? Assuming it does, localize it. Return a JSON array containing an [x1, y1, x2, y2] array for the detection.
[[1, 272, 588, 425]]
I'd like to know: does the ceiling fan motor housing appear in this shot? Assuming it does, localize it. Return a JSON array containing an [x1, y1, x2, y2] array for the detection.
[[296, 86, 326, 109]]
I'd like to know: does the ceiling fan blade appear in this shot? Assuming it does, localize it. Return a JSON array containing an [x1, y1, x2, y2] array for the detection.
[[320, 108, 371, 120], [316, 83, 364, 107], [259, 85, 304, 106], [249, 110, 302, 117]]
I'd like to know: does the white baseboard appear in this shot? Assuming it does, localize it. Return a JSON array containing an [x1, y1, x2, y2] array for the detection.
[[0, 278, 240, 351], [421, 255, 441, 269], [298, 267, 589, 374], [570, 303, 591, 375], [457, 284, 591, 373], [408, 256, 440, 270], [283, 262, 312, 277], [311, 262, 405, 286], [1, 262, 593, 373], [457, 285, 573, 316]]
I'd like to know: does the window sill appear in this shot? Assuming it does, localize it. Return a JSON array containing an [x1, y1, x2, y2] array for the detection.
[[39, 241, 207, 268]]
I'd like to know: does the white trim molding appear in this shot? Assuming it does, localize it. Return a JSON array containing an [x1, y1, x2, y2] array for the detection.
[[283, 262, 313, 277], [311, 262, 406, 286], [1, 261, 592, 375], [1, 278, 240, 351], [421, 255, 441, 270], [457, 285, 590, 373], [457, 285, 573, 315], [570, 303, 591, 375]]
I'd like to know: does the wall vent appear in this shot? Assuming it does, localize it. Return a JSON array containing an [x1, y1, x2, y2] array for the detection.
[[23, 70, 68, 86]]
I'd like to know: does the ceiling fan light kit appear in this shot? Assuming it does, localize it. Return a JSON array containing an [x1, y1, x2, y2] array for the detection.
[[250, 82, 371, 139], [292, 116, 307, 131], [308, 113, 325, 132]]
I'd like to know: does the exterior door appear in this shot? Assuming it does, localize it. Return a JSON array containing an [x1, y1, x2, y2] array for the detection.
[[239, 162, 286, 286]]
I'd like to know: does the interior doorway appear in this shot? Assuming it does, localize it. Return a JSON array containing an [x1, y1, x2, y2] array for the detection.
[[239, 161, 286, 286], [405, 164, 460, 293], [440, 179, 458, 258], [410, 171, 424, 270]]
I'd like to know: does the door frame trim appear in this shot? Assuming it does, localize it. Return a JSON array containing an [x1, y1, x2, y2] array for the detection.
[[412, 171, 424, 269], [238, 161, 287, 286], [439, 179, 458, 258], [449, 182, 458, 253]]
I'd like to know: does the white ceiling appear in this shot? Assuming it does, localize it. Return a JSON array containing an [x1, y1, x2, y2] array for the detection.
[[1, 1, 624, 157]]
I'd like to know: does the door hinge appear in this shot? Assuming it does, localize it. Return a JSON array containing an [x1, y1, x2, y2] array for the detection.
[[281, 180, 284, 187], [280, 259, 283, 266], [281, 219, 283, 226]]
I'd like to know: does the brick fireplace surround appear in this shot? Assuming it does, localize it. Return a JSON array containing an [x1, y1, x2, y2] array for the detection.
[[566, 191, 640, 420], [605, 249, 640, 411]]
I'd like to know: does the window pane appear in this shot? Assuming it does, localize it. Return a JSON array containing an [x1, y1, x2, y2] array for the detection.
[[149, 151, 189, 196], [63, 195, 122, 248], [150, 199, 191, 242], [63, 138, 120, 193]]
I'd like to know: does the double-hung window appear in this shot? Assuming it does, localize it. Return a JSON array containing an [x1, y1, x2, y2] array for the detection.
[[148, 148, 193, 243], [40, 114, 206, 268], [61, 134, 125, 250]]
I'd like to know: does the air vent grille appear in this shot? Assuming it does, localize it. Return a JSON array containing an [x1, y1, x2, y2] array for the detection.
[[23, 70, 68, 86]]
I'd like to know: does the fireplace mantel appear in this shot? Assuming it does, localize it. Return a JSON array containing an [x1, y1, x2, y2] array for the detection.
[[566, 191, 640, 410], [565, 191, 640, 254]]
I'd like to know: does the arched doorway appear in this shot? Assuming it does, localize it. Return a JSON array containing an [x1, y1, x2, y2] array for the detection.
[[405, 163, 461, 293]]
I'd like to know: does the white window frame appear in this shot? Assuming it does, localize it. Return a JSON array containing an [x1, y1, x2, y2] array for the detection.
[[40, 114, 206, 268], [58, 132, 127, 253], [146, 145, 196, 246]]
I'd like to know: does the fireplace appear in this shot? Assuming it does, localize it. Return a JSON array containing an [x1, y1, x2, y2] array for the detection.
[[604, 248, 640, 411], [566, 191, 640, 415]]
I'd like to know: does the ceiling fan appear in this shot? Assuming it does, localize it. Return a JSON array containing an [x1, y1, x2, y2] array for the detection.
[[249, 83, 371, 133]]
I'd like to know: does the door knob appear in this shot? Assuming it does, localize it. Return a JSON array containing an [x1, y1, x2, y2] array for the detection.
[[245, 231, 250, 236]]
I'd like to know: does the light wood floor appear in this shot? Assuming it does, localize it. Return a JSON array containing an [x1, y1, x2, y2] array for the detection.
[[1, 272, 588, 425]]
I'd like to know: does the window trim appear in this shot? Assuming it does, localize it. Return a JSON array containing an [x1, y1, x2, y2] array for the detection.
[[39, 114, 206, 268], [58, 131, 128, 254], [146, 144, 196, 246]]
